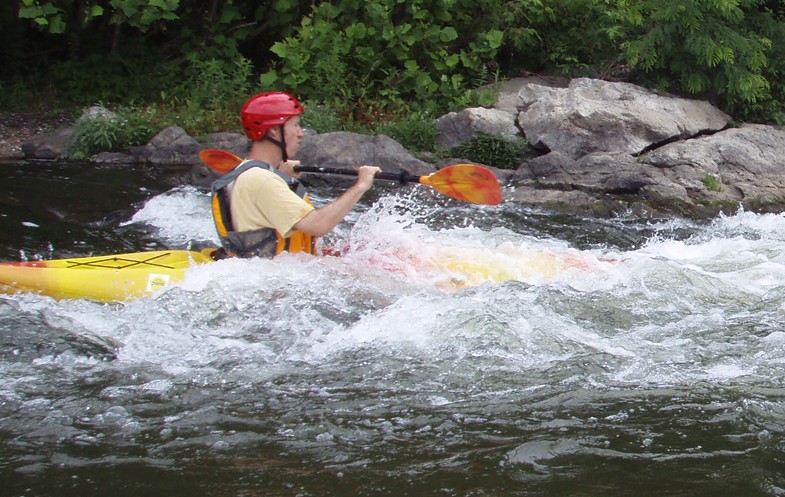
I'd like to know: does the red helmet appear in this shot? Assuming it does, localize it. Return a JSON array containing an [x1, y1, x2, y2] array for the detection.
[[240, 92, 304, 140]]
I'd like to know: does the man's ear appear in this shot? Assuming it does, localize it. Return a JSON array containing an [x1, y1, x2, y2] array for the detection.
[[266, 126, 280, 140]]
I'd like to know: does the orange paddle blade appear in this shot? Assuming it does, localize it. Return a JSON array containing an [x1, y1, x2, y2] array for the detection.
[[198, 148, 503, 205], [198, 149, 242, 174], [420, 165, 503, 205]]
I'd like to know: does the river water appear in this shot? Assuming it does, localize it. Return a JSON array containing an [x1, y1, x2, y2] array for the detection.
[[1, 161, 785, 496]]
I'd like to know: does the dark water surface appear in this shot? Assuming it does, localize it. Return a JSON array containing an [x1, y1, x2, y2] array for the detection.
[[0, 160, 184, 259], [1, 160, 785, 497]]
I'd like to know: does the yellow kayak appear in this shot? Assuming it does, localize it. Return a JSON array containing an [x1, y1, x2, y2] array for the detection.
[[0, 244, 610, 303], [0, 249, 217, 302]]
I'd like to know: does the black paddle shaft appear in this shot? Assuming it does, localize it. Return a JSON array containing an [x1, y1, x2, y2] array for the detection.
[[294, 166, 422, 184]]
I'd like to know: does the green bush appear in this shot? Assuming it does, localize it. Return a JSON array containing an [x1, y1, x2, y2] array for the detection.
[[299, 101, 376, 135], [0, 78, 40, 111], [65, 107, 158, 159], [260, 0, 504, 118], [46, 48, 182, 107], [167, 57, 254, 136], [499, 0, 620, 75], [12, 0, 785, 127], [497, 0, 785, 122], [448, 134, 528, 170], [301, 103, 344, 134], [65, 55, 255, 157], [610, 0, 774, 112], [375, 112, 439, 153], [300, 102, 439, 152], [736, 7, 785, 123]]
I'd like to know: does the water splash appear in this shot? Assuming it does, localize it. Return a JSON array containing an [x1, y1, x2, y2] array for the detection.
[[122, 186, 217, 247], [6, 188, 785, 495]]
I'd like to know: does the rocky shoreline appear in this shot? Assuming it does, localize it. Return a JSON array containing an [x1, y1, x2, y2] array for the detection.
[[8, 77, 785, 220], [0, 111, 75, 160]]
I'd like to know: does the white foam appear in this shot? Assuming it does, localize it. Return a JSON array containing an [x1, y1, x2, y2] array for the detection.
[[23, 189, 785, 390], [122, 186, 218, 246]]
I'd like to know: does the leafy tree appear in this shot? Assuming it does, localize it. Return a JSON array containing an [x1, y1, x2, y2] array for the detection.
[[497, 0, 622, 76], [739, 3, 785, 123], [260, 0, 504, 119], [14, 0, 307, 65], [495, 0, 784, 121], [8, 0, 785, 126], [610, 0, 773, 108], [6, 1, 310, 106]]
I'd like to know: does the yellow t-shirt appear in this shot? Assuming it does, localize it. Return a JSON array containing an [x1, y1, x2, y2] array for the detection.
[[229, 167, 314, 237]]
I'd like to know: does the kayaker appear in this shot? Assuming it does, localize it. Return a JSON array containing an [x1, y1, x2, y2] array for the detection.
[[211, 92, 381, 258]]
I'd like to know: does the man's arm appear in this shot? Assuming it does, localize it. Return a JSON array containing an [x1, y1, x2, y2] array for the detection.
[[294, 165, 380, 237]]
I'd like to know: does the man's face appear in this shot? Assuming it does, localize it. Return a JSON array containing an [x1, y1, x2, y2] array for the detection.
[[283, 116, 303, 157]]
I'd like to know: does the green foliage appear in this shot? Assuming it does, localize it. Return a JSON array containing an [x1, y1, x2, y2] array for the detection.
[[375, 112, 439, 153], [299, 101, 439, 152], [498, 0, 621, 75], [735, 6, 785, 123], [45, 48, 182, 106], [0, 78, 42, 111], [65, 107, 158, 158], [300, 104, 344, 134], [65, 56, 254, 157], [703, 173, 723, 192], [299, 102, 374, 134], [19, 0, 178, 34], [168, 57, 254, 134], [448, 134, 528, 170], [10, 0, 785, 129], [612, 0, 773, 109], [108, 0, 180, 31], [493, 0, 785, 121], [260, 0, 504, 116], [12, 1, 307, 86], [18, 0, 68, 33]]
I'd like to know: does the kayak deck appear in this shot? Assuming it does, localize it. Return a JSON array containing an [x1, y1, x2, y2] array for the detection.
[[0, 249, 217, 302], [0, 244, 609, 303]]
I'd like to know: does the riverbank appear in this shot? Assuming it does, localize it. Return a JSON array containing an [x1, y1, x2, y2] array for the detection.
[[0, 111, 75, 160], [8, 77, 785, 221]]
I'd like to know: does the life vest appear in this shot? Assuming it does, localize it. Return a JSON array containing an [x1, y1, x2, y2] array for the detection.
[[210, 160, 314, 258]]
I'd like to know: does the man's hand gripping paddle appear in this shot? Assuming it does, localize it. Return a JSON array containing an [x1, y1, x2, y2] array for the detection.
[[198, 148, 503, 206]]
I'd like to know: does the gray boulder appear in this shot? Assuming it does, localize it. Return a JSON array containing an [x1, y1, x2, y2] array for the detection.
[[21, 128, 74, 160], [203, 132, 249, 157], [296, 131, 434, 176], [435, 107, 521, 149], [641, 123, 785, 206], [518, 78, 732, 159], [517, 151, 660, 194], [133, 126, 202, 165]]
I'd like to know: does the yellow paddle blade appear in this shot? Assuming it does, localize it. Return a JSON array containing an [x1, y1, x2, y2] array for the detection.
[[420, 165, 503, 205]]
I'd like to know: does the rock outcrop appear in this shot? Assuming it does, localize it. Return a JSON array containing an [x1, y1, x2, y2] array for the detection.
[[19, 77, 785, 219]]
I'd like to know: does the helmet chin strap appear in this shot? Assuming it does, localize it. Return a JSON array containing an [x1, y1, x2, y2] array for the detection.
[[264, 125, 288, 162]]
